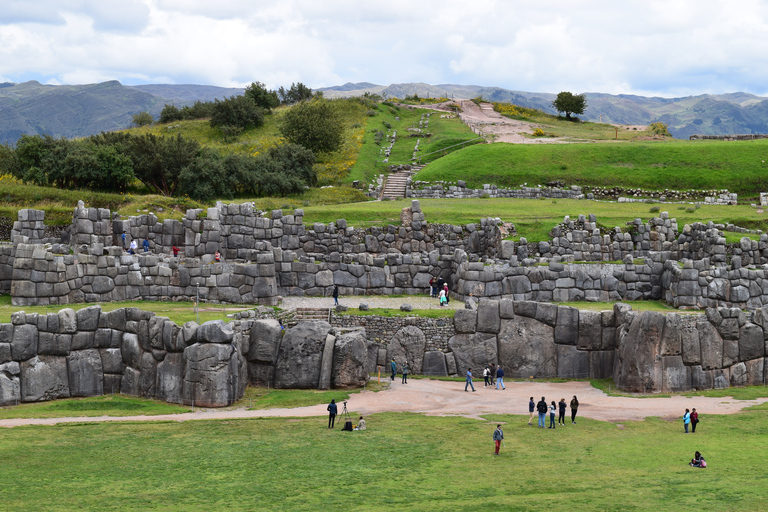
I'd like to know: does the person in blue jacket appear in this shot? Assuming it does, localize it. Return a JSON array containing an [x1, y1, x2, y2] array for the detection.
[[528, 397, 535, 425], [390, 359, 397, 381], [327, 399, 338, 428], [496, 365, 505, 390], [142, 239, 150, 252], [465, 368, 476, 392], [683, 408, 691, 433]]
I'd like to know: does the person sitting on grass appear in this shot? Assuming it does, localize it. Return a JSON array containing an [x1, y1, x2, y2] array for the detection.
[[689, 451, 707, 468], [354, 416, 366, 430]]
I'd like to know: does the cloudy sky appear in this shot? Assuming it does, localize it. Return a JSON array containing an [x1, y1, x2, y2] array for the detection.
[[1, 0, 767, 97]]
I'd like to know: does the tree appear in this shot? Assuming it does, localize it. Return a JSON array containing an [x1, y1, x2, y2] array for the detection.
[[245, 81, 280, 111], [279, 99, 343, 154], [551, 92, 587, 120], [278, 82, 313, 105], [209, 95, 264, 132], [159, 104, 182, 123], [124, 133, 200, 196], [131, 111, 154, 127]]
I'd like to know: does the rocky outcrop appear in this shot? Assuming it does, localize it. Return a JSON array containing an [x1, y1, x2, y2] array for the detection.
[[331, 330, 369, 388], [386, 326, 427, 373], [272, 321, 332, 389], [182, 343, 241, 407]]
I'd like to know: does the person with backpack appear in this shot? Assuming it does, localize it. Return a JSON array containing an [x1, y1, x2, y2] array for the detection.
[[536, 397, 548, 428], [691, 408, 699, 433], [495, 365, 505, 390], [528, 397, 535, 425], [683, 408, 691, 433], [493, 424, 504, 455], [332, 285, 339, 306], [327, 399, 338, 429], [390, 359, 397, 382], [570, 395, 579, 424], [558, 398, 567, 425], [401, 361, 409, 384], [549, 400, 557, 429]]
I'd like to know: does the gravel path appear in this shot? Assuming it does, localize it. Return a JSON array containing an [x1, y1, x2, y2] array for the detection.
[[280, 294, 464, 311], [2, 379, 765, 428]]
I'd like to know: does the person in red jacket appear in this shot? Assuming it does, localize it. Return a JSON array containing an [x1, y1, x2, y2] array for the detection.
[[691, 408, 699, 433]]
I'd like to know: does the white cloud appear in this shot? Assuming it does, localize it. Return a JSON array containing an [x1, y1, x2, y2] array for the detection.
[[0, 0, 767, 96]]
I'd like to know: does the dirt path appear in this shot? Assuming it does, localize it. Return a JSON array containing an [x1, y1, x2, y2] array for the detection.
[[424, 99, 568, 144], [2, 379, 765, 428]]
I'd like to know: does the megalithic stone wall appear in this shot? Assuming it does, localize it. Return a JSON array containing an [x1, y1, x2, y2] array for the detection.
[[0, 308, 370, 408]]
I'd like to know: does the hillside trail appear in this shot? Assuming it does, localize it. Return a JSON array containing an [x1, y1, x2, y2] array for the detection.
[[422, 99, 569, 144], [1, 378, 765, 428]]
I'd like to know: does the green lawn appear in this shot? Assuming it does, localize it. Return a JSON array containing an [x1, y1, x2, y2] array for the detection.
[[1, 407, 766, 510], [0, 395, 189, 419], [414, 139, 768, 198], [300, 197, 768, 242], [0, 295, 259, 325]]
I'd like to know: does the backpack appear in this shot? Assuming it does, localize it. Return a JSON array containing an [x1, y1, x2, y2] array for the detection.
[[700, 459, 707, 468]]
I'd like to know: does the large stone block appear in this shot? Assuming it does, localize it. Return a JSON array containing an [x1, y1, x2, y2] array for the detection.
[[332, 330, 369, 388], [20, 356, 70, 402], [698, 320, 723, 370], [99, 348, 124, 374], [11, 324, 38, 361], [121, 367, 141, 396], [453, 309, 477, 334], [614, 311, 665, 392], [182, 343, 242, 407], [476, 299, 500, 334], [498, 316, 556, 378], [590, 350, 615, 379], [577, 311, 602, 350], [139, 352, 158, 397], [67, 349, 104, 397], [554, 306, 579, 345], [745, 358, 764, 386], [0, 363, 21, 406], [386, 326, 427, 374], [247, 319, 282, 364], [272, 321, 331, 389], [534, 303, 558, 327], [662, 355, 691, 392], [197, 320, 234, 344], [739, 323, 764, 361], [422, 351, 448, 376], [556, 345, 590, 379], [76, 305, 101, 331], [121, 333, 141, 368], [156, 352, 184, 404], [660, 313, 682, 356], [448, 333, 498, 376]]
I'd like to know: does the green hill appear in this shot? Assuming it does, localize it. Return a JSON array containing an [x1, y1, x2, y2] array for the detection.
[[414, 138, 768, 199]]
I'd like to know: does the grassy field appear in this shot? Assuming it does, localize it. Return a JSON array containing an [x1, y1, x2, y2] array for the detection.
[[0, 295, 260, 325], [1, 406, 766, 510], [0, 395, 189, 419], [300, 197, 768, 242], [414, 138, 768, 199]]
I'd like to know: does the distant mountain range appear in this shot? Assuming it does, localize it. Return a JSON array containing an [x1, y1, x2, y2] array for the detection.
[[1, 80, 767, 143], [0, 80, 244, 144], [319, 83, 768, 139]]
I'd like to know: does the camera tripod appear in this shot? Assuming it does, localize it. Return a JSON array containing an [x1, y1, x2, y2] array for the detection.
[[340, 400, 353, 430]]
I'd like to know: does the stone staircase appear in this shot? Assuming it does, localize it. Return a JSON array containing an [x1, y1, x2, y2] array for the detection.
[[287, 307, 332, 326], [380, 165, 425, 199]]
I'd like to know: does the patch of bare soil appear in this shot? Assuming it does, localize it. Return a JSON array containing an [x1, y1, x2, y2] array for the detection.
[[1, 379, 764, 428]]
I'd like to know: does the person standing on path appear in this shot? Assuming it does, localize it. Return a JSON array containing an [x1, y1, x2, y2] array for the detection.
[[691, 408, 699, 433], [465, 368, 476, 392], [483, 366, 490, 387], [683, 408, 691, 433], [493, 424, 504, 455], [489, 363, 496, 386], [390, 359, 397, 382], [121, 231, 127, 250], [549, 401, 557, 429], [438, 287, 447, 307], [327, 399, 338, 429], [401, 361, 409, 384], [495, 366, 505, 390], [528, 397, 535, 425], [570, 395, 579, 424], [332, 285, 339, 306], [429, 277, 436, 298], [536, 397, 548, 428], [558, 398, 567, 425]]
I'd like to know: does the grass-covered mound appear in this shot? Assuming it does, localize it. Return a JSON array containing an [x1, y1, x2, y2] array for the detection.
[[301, 197, 768, 241], [415, 139, 768, 199], [2, 406, 766, 510]]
